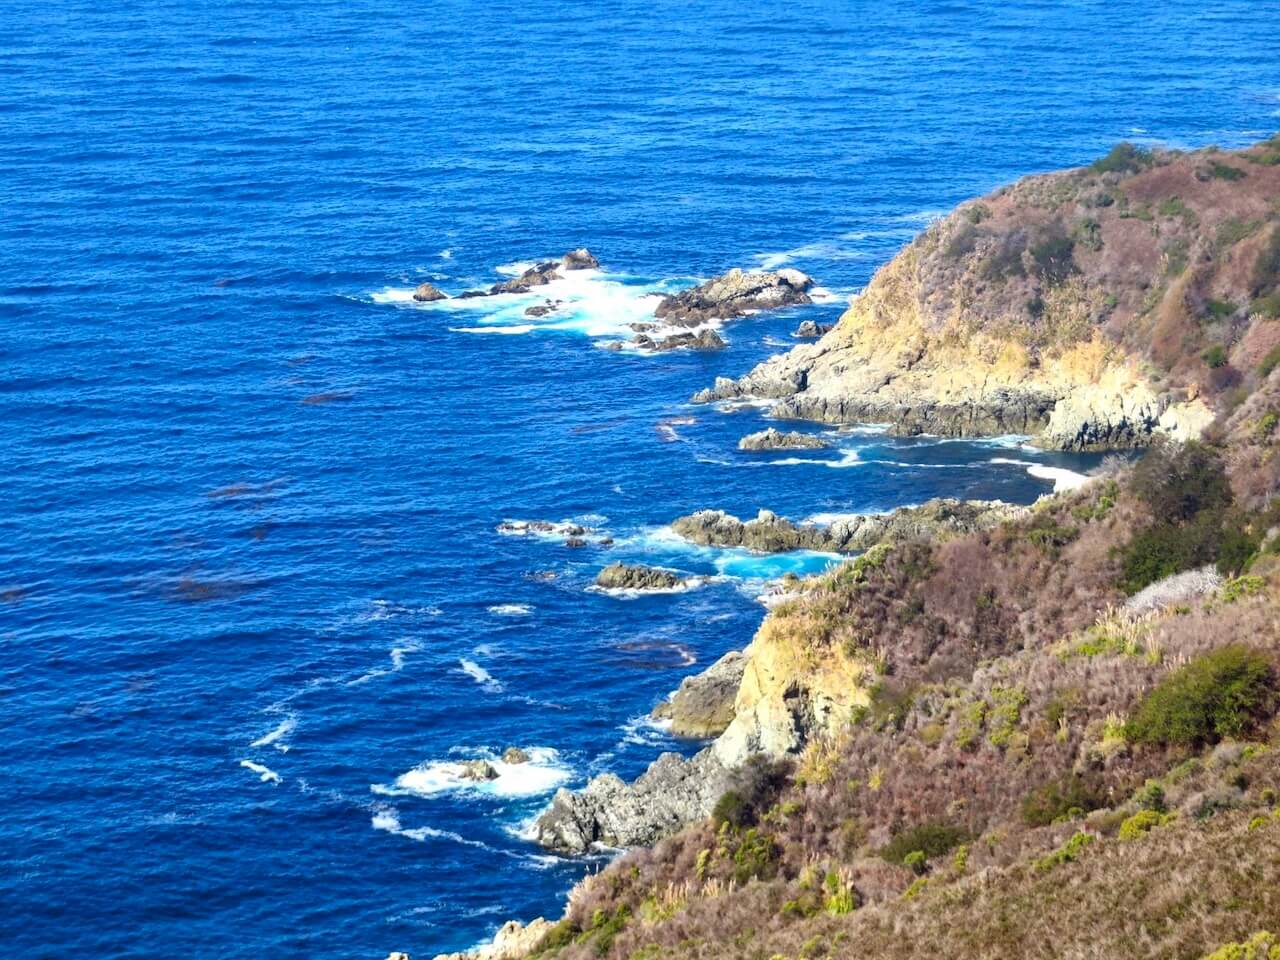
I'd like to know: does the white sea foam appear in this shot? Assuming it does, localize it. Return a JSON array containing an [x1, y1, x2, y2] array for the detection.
[[371, 746, 572, 800], [487, 603, 533, 616], [347, 639, 422, 686], [1027, 464, 1092, 492], [458, 658, 504, 692], [239, 759, 282, 784], [250, 716, 296, 751], [376, 265, 672, 341]]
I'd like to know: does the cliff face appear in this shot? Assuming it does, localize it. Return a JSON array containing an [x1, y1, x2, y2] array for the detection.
[[697, 137, 1280, 449]]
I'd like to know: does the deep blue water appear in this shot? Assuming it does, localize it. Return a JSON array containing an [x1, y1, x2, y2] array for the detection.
[[2, 1, 1278, 957]]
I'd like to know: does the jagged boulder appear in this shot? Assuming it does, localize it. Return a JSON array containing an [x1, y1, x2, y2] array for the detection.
[[533, 749, 731, 854], [792, 319, 832, 338], [633, 328, 727, 351], [738, 428, 831, 451], [655, 268, 813, 327], [412, 283, 448, 302], [562, 248, 600, 270], [652, 649, 746, 738], [459, 760, 499, 781], [595, 563, 685, 591], [431, 918, 555, 960], [490, 261, 561, 295], [501, 747, 530, 764]]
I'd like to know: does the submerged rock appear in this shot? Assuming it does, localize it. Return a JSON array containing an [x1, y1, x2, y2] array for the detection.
[[738, 427, 831, 451], [655, 268, 813, 327], [671, 499, 1025, 555], [792, 319, 832, 338], [595, 563, 685, 591], [652, 649, 746, 738], [412, 283, 448, 302], [533, 749, 731, 854], [524, 299, 563, 317]]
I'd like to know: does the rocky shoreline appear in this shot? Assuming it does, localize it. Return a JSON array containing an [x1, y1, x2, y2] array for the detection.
[[671, 498, 1025, 555]]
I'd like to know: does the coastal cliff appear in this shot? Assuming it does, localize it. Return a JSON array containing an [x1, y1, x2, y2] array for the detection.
[[696, 138, 1280, 449], [439, 137, 1280, 960]]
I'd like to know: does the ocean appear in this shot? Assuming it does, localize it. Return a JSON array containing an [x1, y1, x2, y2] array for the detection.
[[2, 1, 1277, 956]]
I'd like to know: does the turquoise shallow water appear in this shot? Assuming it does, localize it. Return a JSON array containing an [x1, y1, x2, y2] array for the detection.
[[2, 1, 1278, 957]]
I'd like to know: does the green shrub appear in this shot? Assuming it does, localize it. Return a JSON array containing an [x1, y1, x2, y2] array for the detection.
[[1022, 775, 1107, 826], [1258, 413, 1279, 439], [1251, 292, 1280, 319], [1253, 226, 1280, 298], [1204, 298, 1238, 320], [1208, 161, 1247, 181], [1258, 345, 1280, 378], [1030, 227, 1077, 284], [903, 850, 928, 875], [1216, 219, 1261, 249], [1118, 809, 1174, 841], [1158, 196, 1197, 228], [731, 829, 779, 883], [1202, 931, 1280, 960], [1130, 440, 1233, 523], [1034, 832, 1094, 872], [1125, 646, 1276, 746], [1203, 345, 1228, 368], [1090, 142, 1152, 175], [881, 822, 968, 866]]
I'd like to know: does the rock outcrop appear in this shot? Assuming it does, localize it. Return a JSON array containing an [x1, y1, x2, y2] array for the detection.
[[738, 427, 831, 451], [431, 918, 555, 960], [489, 261, 562, 295], [792, 319, 832, 338], [562, 248, 600, 270], [412, 283, 448, 302], [595, 563, 687, 591], [631, 328, 727, 352], [459, 759, 500, 781], [651, 649, 746, 738], [533, 749, 732, 854], [654, 268, 813, 327], [694, 143, 1280, 450], [671, 499, 1023, 555]]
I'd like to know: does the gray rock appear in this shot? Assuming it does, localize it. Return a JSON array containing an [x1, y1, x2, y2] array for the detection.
[[671, 499, 1025, 555], [525, 300, 563, 317], [738, 427, 831, 451], [459, 760, 499, 781], [652, 650, 746, 738], [533, 748, 731, 854], [561, 248, 600, 270], [412, 283, 448, 302], [792, 319, 832, 338], [633, 328, 727, 351], [654, 268, 814, 327], [490, 261, 561, 295], [595, 563, 685, 591], [501, 747, 530, 764]]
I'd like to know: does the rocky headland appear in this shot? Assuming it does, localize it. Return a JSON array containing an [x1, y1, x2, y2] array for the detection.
[[695, 142, 1280, 450]]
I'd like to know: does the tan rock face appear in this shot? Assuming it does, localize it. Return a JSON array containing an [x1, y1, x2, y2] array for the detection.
[[430, 918, 555, 960], [695, 140, 1280, 451]]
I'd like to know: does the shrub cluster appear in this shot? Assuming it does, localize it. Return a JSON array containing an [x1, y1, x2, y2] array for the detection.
[[1125, 646, 1276, 746]]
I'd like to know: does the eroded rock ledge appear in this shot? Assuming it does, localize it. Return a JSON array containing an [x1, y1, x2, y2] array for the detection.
[[738, 427, 831, 451], [651, 649, 746, 738], [671, 499, 1024, 555]]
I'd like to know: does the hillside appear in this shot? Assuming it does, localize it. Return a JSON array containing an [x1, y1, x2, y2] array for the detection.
[[697, 136, 1280, 452]]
